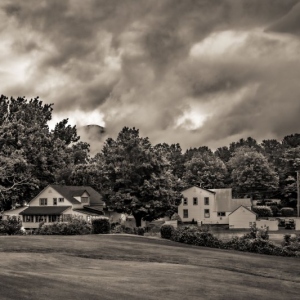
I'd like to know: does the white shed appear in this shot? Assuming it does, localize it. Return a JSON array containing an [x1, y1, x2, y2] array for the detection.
[[229, 206, 257, 229]]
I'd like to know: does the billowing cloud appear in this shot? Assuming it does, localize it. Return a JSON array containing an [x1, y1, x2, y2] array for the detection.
[[1, 0, 300, 153]]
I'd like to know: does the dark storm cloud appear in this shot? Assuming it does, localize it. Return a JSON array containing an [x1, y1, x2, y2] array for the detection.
[[267, 2, 300, 35], [1, 0, 300, 151]]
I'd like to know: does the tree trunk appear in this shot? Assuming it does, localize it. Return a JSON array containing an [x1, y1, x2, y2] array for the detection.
[[133, 214, 142, 227]]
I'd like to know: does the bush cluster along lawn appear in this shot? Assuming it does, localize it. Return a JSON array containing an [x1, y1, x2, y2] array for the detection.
[[0, 235, 300, 300]]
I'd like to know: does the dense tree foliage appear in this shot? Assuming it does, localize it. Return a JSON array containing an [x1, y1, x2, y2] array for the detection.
[[182, 149, 227, 189], [96, 127, 182, 226], [228, 147, 279, 199], [0, 95, 89, 209], [1, 94, 299, 214]]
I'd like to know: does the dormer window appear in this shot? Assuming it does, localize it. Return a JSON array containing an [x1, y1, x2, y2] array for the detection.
[[81, 197, 89, 204]]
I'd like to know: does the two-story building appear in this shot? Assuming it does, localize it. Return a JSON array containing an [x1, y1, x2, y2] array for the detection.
[[178, 186, 252, 225], [3, 185, 105, 229]]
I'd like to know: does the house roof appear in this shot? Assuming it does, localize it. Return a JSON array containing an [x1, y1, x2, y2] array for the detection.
[[182, 185, 216, 194], [50, 185, 104, 206], [209, 188, 232, 211], [73, 208, 104, 216], [3, 206, 28, 215], [20, 206, 71, 215], [229, 205, 257, 216], [231, 198, 252, 211]]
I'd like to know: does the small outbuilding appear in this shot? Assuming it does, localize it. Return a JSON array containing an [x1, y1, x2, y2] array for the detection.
[[229, 205, 257, 229]]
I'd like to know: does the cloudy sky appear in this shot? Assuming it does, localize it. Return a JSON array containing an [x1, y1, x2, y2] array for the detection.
[[1, 0, 300, 151]]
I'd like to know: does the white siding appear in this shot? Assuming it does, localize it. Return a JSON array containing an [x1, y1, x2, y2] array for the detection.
[[29, 186, 73, 207], [295, 219, 300, 231], [229, 207, 256, 229], [178, 187, 215, 223]]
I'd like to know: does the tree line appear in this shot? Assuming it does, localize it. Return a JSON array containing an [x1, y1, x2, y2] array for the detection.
[[0, 96, 299, 224]]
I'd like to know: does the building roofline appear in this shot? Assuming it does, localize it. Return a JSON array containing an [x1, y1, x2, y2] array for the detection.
[[181, 185, 216, 194], [228, 205, 257, 216]]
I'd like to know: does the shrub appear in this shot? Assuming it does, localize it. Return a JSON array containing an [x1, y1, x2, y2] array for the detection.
[[110, 222, 120, 230], [133, 227, 145, 236], [92, 218, 110, 234], [252, 206, 273, 218], [270, 205, 279, 217], [160, 225, 175, 239], [37, 218, 92, 235], [170, 225, 223, 248], [111, 224, 123, 233], [171, 213, 182, 224], [242, 224, 269, 241], [280, 207, 294, 217], [0, 216, 23, 235], [123, 226, 134, 234]]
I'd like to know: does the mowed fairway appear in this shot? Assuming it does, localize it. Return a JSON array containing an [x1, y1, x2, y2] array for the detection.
[[0, 235, 299, 300]]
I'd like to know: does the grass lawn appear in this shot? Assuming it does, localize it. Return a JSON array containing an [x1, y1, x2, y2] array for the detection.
[[0, 235, 299, 300]]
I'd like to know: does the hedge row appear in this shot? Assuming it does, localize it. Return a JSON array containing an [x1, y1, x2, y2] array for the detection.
[[160, 224, 300, 257], [37, 218, 92, 235], [0, 216, 23, 235]]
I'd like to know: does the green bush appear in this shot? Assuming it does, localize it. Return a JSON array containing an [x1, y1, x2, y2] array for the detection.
[[280, 207, 294, 217], [37, 218, 92, 235], [111, 224, 123, 233], [110, 222, 120, 230], [270, 205, 279, 217], [252, 206, 273, 218], [92, 218, 110, 234], [133, 227, 145, 236], [166, 223, 299, 257], [110, 224, 144, 236], [160, 225, 175, 239], [170, 225, 223, 248], [123, 226, 134, 234], [0, 216, 23, 235]]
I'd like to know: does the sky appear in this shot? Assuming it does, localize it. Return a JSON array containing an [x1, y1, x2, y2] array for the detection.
[[1, 0, 300, 152]]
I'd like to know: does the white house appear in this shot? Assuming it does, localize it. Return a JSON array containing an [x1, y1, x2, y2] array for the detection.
[[229, 206, 257, 229], [178, 186, 252, 225], [3, 185, 105, 229]]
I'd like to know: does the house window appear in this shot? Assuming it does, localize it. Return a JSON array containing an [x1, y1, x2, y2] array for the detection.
[[37, 215, 47, 222], [204, 209, 210, 218], [217, 212, 226, 217], [183, 209, 188, 218], [183, 197, 188, 205], [204, 197, 209, 205], [23, 215, 34, 222], [49, 215, 59, 222], [81, 197, 89, 203], [53, 198, 57, 205], [193, 197, 198, 205], [59, 198, 64, 203], [40, 198, 47, 206]]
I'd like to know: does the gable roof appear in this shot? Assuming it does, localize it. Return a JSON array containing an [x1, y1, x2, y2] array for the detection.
[[182, 185, 216, 194], [228, 205, 257, 216], [209, 188, 232, 211], [50, 185, 104, 206], [3, 206, 28, 215]]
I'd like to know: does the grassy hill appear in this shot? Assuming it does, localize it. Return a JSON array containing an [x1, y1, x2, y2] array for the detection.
[[0, 235, 299, 300]]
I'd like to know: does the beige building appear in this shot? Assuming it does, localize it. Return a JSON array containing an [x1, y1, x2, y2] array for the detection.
[[178, 186, 252, 225], [229, 206, 257, 229], [3, 185, 105, 229]]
